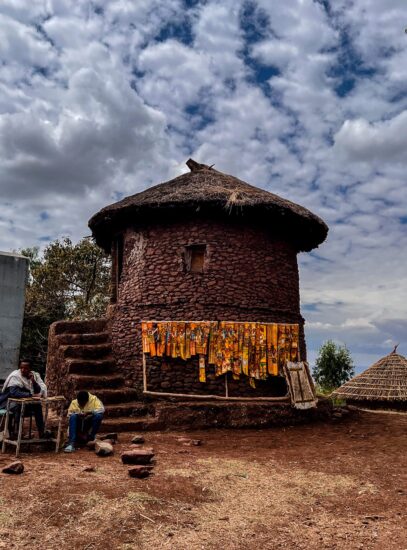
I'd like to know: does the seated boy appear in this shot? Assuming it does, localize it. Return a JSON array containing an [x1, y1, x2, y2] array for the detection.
[[64, 391, 104, 453]]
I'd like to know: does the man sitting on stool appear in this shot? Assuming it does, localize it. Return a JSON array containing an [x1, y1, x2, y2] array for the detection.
[[64, 391, 104, 453], [1, 359, 48, 438]]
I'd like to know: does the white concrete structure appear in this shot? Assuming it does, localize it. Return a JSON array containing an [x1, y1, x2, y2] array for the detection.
[[0, 251, 29, 380]]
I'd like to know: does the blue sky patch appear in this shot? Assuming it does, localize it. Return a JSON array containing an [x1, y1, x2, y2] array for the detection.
[[327, 29, 376, 98], [155, 18, 194, 46]]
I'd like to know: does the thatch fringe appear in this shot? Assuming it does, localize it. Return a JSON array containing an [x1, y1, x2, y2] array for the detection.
[[89, 159, 328, 253], [332, 352, 407, 402]]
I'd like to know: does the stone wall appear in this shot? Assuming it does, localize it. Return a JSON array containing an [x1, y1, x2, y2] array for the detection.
[[111, 217, 306, 396]]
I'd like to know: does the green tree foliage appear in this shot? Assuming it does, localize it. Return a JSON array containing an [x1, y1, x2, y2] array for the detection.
[[19, 237, 111, 373], [313, 340, 355, 392]]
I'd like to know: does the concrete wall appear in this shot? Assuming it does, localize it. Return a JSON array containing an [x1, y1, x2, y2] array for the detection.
[[0, 251, 29, 380]]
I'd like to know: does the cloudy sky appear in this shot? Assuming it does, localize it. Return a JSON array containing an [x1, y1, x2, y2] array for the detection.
[[1, 0, 406, 370]]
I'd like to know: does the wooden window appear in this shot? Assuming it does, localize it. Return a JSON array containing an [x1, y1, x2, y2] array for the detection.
[[184, 244, 206, 273]]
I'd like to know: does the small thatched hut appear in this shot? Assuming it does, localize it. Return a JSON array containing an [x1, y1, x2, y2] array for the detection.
[[332, 348, 407, 410]]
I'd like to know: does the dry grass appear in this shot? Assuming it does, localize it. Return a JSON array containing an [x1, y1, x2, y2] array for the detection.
[[1, 455, 362, 550], [1, 412, 406, 550], [139, 458, 365, 550]]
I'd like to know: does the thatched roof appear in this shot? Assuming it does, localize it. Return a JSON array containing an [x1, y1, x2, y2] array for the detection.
[[89, 159, 328, 253], [332, 350, 407, 402]]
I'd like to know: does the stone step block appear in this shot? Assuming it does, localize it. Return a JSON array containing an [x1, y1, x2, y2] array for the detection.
[[104, 401, 153, 418], [93, 388, 139, 404], [100, 417, 163, 432], [62, 344, 112, 360], [67, 358, 116, 375], [70, 374, 125, 390], [53, 319, 108, 335], [57, 332, 110, 345]]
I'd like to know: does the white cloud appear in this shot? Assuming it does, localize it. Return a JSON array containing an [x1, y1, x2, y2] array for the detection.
[[334, 111, 407, 163], [0, 0, 406, 367]]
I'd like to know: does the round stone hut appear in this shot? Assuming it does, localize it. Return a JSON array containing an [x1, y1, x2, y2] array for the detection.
[[87, 159, 328, 399]]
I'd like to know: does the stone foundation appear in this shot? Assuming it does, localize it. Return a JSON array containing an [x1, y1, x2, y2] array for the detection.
[[105, 398, 333, 431]]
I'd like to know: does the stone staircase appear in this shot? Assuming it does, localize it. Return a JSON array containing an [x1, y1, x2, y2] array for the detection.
[[48, 321, 332, 432], [47, 319, 158, 432]]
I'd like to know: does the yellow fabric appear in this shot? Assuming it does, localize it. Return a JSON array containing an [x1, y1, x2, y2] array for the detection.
[[199, 355, 206, 382], [258, 324, 268, 379], [68, 393, 104, 415], [141, 323, 150, 354], [141, 321, 299, 386]]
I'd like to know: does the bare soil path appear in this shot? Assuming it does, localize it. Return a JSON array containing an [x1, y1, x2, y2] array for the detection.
[[0, 410, 406, 550]]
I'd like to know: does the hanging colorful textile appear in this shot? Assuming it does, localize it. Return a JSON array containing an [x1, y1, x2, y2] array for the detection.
[[258, 324, 268, 379], [277, 324, 299, 370], [266, 324, 278, 376], [141, 322, 157, 355], [141, 320, 300, 386], [242, 323, 250, 376], [199, 355, 206, 383], [156, 322, 169, 357]]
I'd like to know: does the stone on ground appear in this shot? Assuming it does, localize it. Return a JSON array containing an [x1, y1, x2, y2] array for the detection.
[[95, 441, 114, 457], [128, 465, 154, 478], [121, 449, 154, 465], [2, 461, 24, 474], [130, 445, 154, 452], [99, 438, 115, 446], [177, 437, 202, 446], [131, 435, 145, 444], [82, 465, 96, 472], [100, 433, 118, 442]]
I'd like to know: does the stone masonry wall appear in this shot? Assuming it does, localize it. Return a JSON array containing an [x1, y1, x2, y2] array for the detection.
[[111, 218, 306, 396]]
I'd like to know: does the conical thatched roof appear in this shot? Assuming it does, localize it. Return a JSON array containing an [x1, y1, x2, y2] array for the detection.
[[89, 159, 328, 253], [332, 350, 407, 402]]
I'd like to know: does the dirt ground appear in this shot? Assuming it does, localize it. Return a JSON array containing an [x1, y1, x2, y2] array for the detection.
[[0, 409, 406, 550]]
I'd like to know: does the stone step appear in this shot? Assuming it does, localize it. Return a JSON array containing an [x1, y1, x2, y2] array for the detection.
[[100, 416, 163, 433], [104, 401, 154, 418], [57, 332, 110, 345], [62, 344, 112, 360], [67, 358, 117, 375], [70, 374, 125, 390], [54, 319, 108, 335], [92, 388, 139, 404]]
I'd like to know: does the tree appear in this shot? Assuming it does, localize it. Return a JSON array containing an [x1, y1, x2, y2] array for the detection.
[[19, 237, 111, 373], [313, 340, 355, 392]]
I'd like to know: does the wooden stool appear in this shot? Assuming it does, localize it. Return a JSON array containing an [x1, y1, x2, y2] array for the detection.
[[1, 396, 65, 457]]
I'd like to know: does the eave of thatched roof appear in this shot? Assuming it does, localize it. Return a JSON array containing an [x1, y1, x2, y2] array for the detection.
[[332, 351, 407, 402], [89, 159, 328, 253]]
